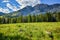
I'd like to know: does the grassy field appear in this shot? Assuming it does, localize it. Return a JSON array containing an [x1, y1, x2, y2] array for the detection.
[[0, 22, 60, 40]]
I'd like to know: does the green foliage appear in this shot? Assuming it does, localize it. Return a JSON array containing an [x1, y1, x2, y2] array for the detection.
[[0, 22, 60, 40], [0, 12, 60, 24], [56, 12, 60, 22], [27, 14, 32, 22]]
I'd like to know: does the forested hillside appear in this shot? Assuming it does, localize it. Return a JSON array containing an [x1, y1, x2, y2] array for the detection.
[[0, 12, 60, 24]]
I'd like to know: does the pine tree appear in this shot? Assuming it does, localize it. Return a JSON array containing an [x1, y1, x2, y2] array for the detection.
[[27, 14, 32, 22], [56, 12, 60, 22]]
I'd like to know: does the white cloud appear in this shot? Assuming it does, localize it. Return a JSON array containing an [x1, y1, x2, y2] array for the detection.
[[6, 3, 19, 11], [0, 7, 10, 13], [16, 0, 40, 9], [2, 0, 9, 3]]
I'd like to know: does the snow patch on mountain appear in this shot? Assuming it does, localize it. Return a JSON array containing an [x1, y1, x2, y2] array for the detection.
[[0, 7, 10, 13], [16, 0, 40, 9], [0, 0, 40, 13], [6, 3, 20, 11]]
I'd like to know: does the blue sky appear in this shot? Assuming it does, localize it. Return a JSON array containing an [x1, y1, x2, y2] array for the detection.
[[41, 0, 60, 5]]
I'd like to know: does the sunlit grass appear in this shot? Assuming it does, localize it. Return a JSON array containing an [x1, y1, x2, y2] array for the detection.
[[0, 22, 60, 40]]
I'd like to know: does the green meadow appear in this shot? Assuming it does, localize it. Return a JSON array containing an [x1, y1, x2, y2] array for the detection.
[[0, 22, 60, 40]]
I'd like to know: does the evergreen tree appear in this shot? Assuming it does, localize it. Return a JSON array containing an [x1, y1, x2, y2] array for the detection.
[[45, 12, 53, 22], [27, 14, 32, 22], [56, 12, 60, 22], [31, 14, 36, 22]]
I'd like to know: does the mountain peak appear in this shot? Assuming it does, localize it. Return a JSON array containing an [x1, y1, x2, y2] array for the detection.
[[0, 3, 60, 16], [0, 0, 40, 13]]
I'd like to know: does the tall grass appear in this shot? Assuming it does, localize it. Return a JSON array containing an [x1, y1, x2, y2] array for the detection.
[[0, 22, 60, 40]]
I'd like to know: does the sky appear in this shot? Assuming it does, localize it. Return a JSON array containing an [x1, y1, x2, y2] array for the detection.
[[0, 0, 60, 13], [41, 0, 60, 5]]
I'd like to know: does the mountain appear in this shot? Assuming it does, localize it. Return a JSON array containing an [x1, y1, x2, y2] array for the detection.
[[18, 6, 34, 15], [0, 12, 5, 16], [33, 4, 60, 13], [0, 4, 60, 17], [17, 4, 60, 15]]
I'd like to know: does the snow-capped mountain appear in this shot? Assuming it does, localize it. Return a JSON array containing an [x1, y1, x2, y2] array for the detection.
[[18, 4, 60, 15], [2, 4, 60, 17], [0, 0, 40, 13], [0, 0, 60, 17]]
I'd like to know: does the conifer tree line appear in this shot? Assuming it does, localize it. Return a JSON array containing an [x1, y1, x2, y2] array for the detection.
[[0, 12, 60, 24]]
